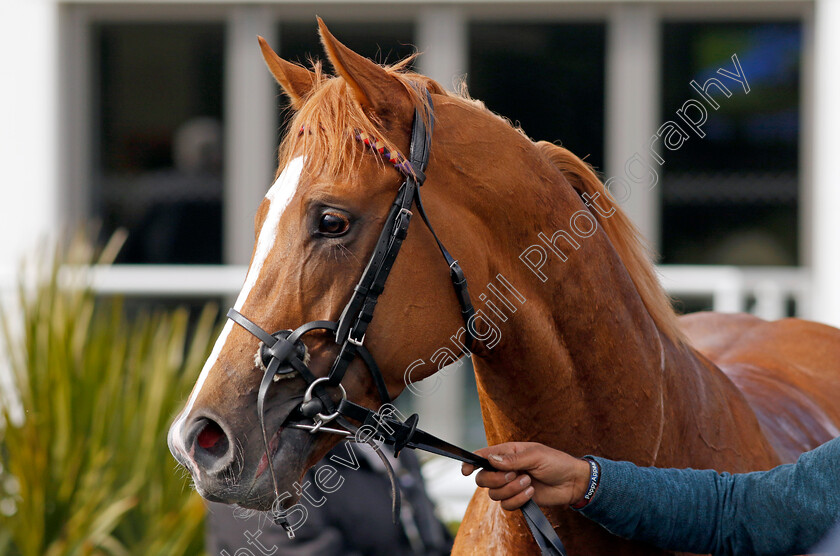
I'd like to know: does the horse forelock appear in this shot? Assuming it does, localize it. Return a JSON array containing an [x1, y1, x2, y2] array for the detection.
[[276, 58, 444, 184]]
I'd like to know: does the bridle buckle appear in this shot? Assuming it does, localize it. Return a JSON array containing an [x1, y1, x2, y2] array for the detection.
[[397, 207, 413, 220], [347, 328, 366, 347], [393, 207, 413, 239]]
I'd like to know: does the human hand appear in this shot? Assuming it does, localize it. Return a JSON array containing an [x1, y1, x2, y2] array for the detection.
[[461, 442, 593, 511]]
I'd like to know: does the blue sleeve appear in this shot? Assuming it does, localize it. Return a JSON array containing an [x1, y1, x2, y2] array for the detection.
[[576, 436, 840, 556]]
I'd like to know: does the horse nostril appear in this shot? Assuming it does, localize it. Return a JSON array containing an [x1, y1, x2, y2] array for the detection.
[[197, 421, 226, 452], [190, 417, 231, 467]]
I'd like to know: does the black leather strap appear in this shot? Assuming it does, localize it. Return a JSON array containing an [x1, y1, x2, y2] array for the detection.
[[413, 188, 476, 352], [227, 308, 276, 346], [522, 500, 568, 556], [329, 186, 415, 386], [256, 354, 294, 536], [355, 343, 391, 404], [336, 398, 567, 555], [334, 185, 415, 346], [331, 92, 475, 387]]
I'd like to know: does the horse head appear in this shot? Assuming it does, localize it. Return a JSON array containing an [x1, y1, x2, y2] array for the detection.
[[167, 19, 534, 511]]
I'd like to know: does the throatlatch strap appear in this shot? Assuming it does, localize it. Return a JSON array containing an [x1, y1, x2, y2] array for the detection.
[[413, 188, 476, 352]]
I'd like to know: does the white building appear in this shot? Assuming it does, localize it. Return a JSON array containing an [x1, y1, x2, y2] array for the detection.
[[1, 0, 838, 448]]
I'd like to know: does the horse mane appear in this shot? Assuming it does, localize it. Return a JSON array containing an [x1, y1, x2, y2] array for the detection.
[[279, 56, 683, 345], [536, 141, 685, 345], [277, 57, 445, 180]]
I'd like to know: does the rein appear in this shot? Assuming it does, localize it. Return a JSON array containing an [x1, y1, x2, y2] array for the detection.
[[226, 91, 567, 556]]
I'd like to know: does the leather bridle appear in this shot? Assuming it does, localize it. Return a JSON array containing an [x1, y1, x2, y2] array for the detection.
[[226, 90, 567, 555]]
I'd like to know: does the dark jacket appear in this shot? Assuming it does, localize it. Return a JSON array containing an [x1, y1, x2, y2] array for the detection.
[[578, 436, 840, 555], [206, 443, 452, 556]]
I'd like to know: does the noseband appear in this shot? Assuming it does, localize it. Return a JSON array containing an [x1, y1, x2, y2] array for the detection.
[[226, 91, 567, 556]]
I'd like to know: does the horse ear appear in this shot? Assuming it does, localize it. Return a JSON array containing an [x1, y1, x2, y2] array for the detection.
[[258, 36, 316, 109], [317, 17, 412, 122]]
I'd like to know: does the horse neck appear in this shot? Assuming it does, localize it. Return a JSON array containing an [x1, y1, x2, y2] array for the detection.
[[470, 230, 672, 464], [448, 144, 701, 466], [490, 217, 788, 479], [428, 103, 772, 468], [468, 206, 774, 470]]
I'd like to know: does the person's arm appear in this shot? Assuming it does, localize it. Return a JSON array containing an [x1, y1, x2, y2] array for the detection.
[[462, 437, 840, 556]]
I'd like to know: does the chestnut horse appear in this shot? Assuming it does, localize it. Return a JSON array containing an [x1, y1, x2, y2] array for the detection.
[[168, 20, 840, 555]]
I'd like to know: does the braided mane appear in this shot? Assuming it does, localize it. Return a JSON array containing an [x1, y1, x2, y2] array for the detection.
[[277, 58, 444, 181]]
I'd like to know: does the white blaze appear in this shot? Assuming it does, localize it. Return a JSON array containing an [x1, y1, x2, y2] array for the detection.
[[172, 156, 305, 449]]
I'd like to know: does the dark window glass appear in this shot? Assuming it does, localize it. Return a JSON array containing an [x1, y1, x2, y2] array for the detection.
[[94, 24, 224, 264], [468, 23, 606, 171], [660, 22, 801, 265]]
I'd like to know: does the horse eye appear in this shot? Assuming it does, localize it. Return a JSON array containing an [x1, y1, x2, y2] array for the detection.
[[318, 212, 350, 236]]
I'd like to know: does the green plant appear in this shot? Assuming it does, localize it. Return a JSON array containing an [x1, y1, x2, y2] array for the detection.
[[0, 240, 217, 555]]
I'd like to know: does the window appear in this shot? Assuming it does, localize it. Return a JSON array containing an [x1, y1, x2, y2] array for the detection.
[[93, 23, 225, 264], [468, 23, 606, 171], [660, 22, 802, 266]]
